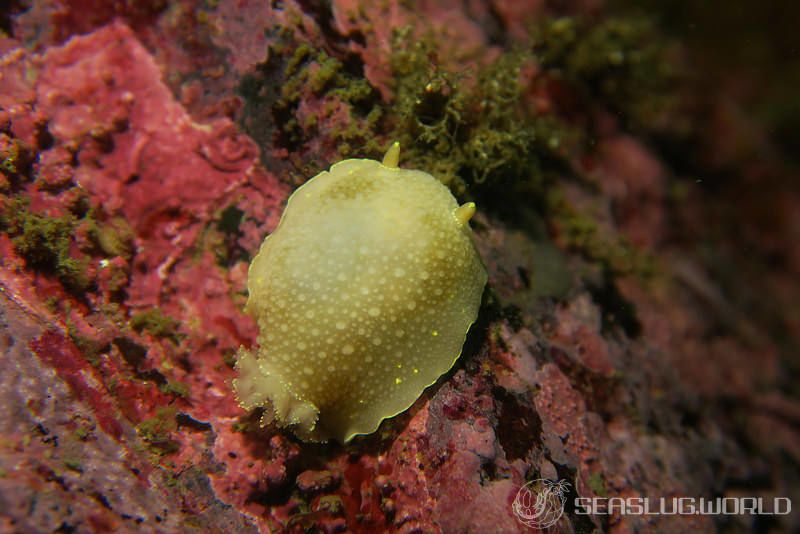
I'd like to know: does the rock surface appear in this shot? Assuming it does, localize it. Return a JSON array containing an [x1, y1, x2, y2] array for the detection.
[[1, 1, 798, 533]]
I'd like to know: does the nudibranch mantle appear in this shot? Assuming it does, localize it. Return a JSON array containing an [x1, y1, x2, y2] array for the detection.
[[233, 143, 487, 442]]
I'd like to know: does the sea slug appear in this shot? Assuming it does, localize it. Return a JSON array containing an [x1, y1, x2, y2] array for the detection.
[[234, 143, 487, 442]]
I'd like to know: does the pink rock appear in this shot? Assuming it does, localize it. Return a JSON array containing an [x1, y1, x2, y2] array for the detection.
[[1, 2, 797, 533], [593, 135, 667, 249]]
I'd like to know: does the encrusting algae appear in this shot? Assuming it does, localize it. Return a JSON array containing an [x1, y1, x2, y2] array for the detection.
[[234, 143, 487, 442]]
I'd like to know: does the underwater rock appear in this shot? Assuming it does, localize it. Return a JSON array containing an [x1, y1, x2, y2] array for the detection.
[[0, 2, 798, 533]]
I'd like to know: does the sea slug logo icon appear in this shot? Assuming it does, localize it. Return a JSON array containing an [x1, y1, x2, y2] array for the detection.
[[512, 478, 571, 529]]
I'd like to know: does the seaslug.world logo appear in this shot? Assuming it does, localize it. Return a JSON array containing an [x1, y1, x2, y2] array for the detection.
[[512, 478, 571, 529], [512, 477, 793, 530]]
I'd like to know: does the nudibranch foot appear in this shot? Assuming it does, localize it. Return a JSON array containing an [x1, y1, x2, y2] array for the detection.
[[234, 349, 321, 439]]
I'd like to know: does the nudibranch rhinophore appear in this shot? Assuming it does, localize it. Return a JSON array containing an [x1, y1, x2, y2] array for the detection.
[[233, 143, 487, 442]]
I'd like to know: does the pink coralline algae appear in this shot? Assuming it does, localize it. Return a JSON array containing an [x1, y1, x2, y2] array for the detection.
[[1, 1, 799, 533]]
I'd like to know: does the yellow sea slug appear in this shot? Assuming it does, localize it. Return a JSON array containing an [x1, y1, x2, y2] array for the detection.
[[233, 143, 487, 442]]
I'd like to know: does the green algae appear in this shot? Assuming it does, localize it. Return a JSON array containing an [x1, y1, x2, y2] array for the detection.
[[587, 472, 608, 497], [200, 203, 249, 267], [238, 28, 570, 196], [0, 196, 89, 292], [63, 457, 84, 473], [0, 138, 20, 176], [317, 495, 345, 514], [159, 380, 190, 398], [238, 12, 675, 195], [73, 423, 92, 441], [68, 330, 105, 368], [532, 16, 676, 129], [92, 216, 135, 260], [239, 35, 382, 170], [387, 29, 573, 197], [130, 307, 182, 343], [546, 186, 654, 279], [137, 406, 180, 456]]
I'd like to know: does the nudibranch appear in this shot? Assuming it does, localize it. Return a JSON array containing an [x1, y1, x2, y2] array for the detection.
[[233, 143, 487, 442]]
